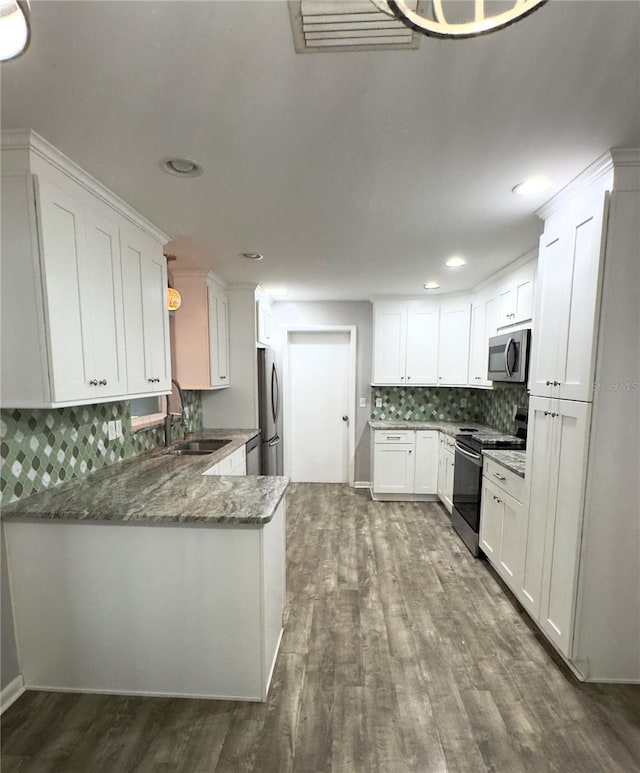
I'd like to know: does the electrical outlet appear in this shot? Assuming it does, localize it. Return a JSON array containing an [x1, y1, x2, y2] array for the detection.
[[359, 397, 367, 408], [107, 420, 117, 440], [115, 419, 122, 438], [375, 397, 383, 408], [460, 398, 467, 408]]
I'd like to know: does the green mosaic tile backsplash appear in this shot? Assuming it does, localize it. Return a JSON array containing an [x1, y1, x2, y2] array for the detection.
[[370, 385, 529, 434], [0, 391, 203, 506]]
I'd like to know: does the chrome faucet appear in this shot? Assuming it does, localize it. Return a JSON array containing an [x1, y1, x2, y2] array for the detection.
[[165, 379, 187, 447]]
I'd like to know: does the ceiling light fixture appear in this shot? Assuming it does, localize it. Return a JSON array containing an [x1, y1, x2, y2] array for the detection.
[[240, 252, 264, 261], [423, 281, 440, 290], [0, 0, 31, 61], [512, 175, 553, 196], [161, 157, 203, 178], [370, 0, 546, 39], [445, 256, 466, 268]]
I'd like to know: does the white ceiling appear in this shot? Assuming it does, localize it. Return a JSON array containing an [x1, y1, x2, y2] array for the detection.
[[2, 1, 639, 300]]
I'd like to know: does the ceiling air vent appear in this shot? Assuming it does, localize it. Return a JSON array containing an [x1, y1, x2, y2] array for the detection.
[[288, 0, 424, 53]]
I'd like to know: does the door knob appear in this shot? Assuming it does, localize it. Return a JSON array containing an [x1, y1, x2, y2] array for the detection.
[[342, 415, 348, 422]]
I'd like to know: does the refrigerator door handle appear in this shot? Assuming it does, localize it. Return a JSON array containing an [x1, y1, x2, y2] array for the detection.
[[271, 363, 280, 424], [267, 434, 280, 447]]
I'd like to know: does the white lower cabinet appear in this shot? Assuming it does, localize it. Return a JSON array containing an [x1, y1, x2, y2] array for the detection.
[[480, 471, 526, 592], [203, 446, 247, 477], [521, 396, 591, 658], [437, 433, 455, 513], [372, 429, 438, 498]]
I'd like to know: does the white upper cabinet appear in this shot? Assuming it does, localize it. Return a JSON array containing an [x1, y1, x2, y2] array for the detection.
[[496, 261, 535, 329], [171, 271, 230, 390], [372, 300, 439, 385], [121, 225, 171, 395], [372, 301, 408, 384], [467, 292, 497, 387], [437, 298, 471, 385], [405, 301, 439, 384], [0, 131, 169, 408], [256, 288, 273, 347]]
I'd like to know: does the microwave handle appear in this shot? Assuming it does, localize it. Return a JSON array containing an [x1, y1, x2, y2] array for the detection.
[[504, 337, 514, 377]]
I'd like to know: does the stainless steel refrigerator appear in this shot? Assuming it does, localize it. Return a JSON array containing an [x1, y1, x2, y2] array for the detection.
[[257, 348, 282, 475]]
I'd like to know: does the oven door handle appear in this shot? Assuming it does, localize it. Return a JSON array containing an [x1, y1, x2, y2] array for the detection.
[[454, 442, 482, 461]]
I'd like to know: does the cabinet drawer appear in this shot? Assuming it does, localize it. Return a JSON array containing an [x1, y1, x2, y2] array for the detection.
[[375, 430, 414, 444], [484, 459, 524, 503]]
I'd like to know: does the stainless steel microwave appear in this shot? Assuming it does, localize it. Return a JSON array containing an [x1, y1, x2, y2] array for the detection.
[[487, 329, 530, 383]]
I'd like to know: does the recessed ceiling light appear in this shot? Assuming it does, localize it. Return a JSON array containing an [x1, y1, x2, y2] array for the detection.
[[239, 252, 264, 261], [160, 157, 203, 178], [512, 175, 552, 196], [423, 281, 440, 290], [445, 256, 466, 268]]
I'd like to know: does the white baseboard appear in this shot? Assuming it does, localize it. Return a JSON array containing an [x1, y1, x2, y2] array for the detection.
[[353, 481, 372, 490], [1, 674, 25, 714]]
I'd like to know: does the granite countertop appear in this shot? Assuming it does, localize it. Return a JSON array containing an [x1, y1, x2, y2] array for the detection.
[[1, 428, 289, 527], [369, 419, 495, 437], [482, 449, 527, 478]]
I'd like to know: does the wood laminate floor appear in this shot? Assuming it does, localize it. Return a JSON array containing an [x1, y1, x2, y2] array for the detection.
[[2, 483, 639, 772]]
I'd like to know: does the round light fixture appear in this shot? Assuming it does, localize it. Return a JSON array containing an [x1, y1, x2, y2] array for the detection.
[[370, 0, 547, 39], [512, 175, 552, 196], [240, 252, 264, 261], [445, 256, 466, 268], [160, 157, 203, 178], [0, 0, 31, 62], [423, 281, 440, 290], [167, 286, 182, 312]]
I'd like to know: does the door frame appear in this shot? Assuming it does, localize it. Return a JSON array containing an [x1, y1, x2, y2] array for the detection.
[[283, 325, 357, 486]]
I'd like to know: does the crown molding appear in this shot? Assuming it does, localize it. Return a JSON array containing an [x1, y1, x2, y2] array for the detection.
[[1, 129, 169, 245]]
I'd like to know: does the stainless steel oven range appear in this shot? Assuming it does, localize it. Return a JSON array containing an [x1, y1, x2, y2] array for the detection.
[[451, 431, 525, 556]]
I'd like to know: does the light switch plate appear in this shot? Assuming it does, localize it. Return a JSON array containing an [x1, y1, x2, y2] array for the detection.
[[375, 397, 383, 408], [115, 419, 122, 438], [107, 420, 117, 440], [359, 397, 367, 408]]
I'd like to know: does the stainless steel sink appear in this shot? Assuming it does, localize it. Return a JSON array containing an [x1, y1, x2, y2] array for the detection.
[[167, 439, 232, 456]]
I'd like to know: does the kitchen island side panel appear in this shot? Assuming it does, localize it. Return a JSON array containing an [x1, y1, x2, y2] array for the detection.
[[4, 520, 273, 700]]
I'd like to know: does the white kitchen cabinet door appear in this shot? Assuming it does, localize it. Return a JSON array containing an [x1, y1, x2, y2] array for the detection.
[[496, 261, 535, 329], [414, 430, 438, 494], [442, 449, 455, 513], [438, 299, 471, 385], [372, 302, 407, 384], [521, 397, 555, 617], [209, 282, 230, 388], [468, 295, 494, 387], [121, 225, 171, 395], [84, 209, 127, 398], [373, 444, 415, 494], [538, 399, 591, 657], [405, 301, 439, 385], [479, 478, 502, 562], [36, 179, 96, 403], [256, 297, 273, 346], [498, 489, 526, 588], [530, 192, 607, 402]]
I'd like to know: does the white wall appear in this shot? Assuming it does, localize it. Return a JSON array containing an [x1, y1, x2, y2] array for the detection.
[[201, 287, 259, 429], [1, 526, 20, 690], [272, 301, 373, 484]]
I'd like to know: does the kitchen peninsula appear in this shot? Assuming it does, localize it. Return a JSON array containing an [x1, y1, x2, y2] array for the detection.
[[2, 430, 287, 703]]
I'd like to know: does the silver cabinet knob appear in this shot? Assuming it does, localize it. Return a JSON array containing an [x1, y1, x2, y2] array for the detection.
[[99, 379, 107, 386], [553, 380, 561, 386], [89, 379, 98, 386], [342, 415, 349, 422]]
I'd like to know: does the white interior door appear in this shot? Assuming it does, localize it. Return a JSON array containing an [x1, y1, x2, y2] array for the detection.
[[288, 331, 351, 483]]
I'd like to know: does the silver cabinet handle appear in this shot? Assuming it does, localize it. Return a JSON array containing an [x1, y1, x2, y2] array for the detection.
[[553, 380, 561, 386], [342, 415, 349, 422], [493, 472, 506, 481], [407, 376, 411, 380], [551, 412, 558, 418], [99, 379, 107, 386], [454, 441, 481, 460], [546, 380, 552, 386], [220, 376, 227, 380], [409, 450, 412, 454], [386, 435, 402, 440], [89, 379, 98, 386]]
